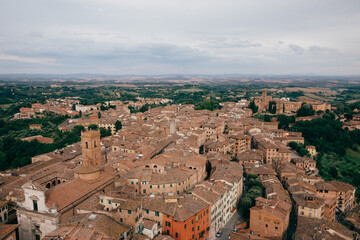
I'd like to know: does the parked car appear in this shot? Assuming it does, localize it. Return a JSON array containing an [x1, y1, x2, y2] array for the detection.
[[232, 228, 239, 233], [216, 231, 223, 237]]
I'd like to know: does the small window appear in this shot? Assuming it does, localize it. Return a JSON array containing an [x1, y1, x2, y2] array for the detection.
[[176, 233, 178, 238], [155, 211, 159, 217], [128, 210, 132, 214], [265, 224, 268, 228], [33, 200, 38, 212], [184, 224, 187, 229]]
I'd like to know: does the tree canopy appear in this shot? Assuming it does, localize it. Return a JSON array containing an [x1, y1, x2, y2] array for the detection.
[[194, 99, 222, 111], [297, 103, 315, 117]]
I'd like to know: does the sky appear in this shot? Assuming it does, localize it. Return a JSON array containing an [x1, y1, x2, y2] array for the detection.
[[0, 0, 359, 75]]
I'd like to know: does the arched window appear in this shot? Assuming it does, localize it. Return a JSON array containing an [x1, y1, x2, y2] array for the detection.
[[86, 142, 88, 148], [52, 180, 56, 187], [145, 165, 150, 168], [58, 180, 61, 184], [46, 183, 50, 188], [153, 165, 157, 168], [94, 141, 97, 147]]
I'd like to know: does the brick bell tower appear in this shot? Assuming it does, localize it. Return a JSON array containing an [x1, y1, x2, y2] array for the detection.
[[81, 129, 102, 166]]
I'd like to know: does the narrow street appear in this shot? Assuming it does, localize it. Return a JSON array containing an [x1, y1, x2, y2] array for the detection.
[[217, 211, 242, 240]]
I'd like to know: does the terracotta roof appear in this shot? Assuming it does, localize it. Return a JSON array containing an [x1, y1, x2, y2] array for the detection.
[[0, 224, 19, 239], [210, 162, 243, 184], [143, 219, 157, 229], [292, 193, 325, 209], [172, 195, 209, 222], [314, 182, 338, 191], [45, 172, 114, 212], [0, 200, 8, 208], [143, 196, 177, 216], [328, 180, 355, 192], [251, 197, 291, 220], [46, 213, 131, 239], [154, 235, 176, 240], [294, 216, 358, 240]]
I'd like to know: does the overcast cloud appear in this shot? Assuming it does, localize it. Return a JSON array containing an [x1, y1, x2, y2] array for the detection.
[[0, 0, 359, 75]]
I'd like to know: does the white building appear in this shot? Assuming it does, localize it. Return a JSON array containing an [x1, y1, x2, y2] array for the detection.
[[75, 104, 98, 112], [192, 163, 243, 240], [17, 182, 59, 240]]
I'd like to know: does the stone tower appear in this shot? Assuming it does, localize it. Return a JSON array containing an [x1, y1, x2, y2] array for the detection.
[[136, 113, 144, 125], [262, 89, 267, 101], [170, 119, 176, 134], [81, 130, 102, 166]]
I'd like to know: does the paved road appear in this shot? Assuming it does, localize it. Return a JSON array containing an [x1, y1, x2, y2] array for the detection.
[[217, 211, 241, 240]]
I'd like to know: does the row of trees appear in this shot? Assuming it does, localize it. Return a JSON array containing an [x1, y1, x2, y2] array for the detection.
[[248, 100, 258, 113], [128, 103, 166, 114], [268, 101, 277, 114], [238, 174, 263, 217]]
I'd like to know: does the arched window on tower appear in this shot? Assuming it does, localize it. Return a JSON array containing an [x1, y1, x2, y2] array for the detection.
[[86, 142, 88, 148], [94, 141, 97, 147]]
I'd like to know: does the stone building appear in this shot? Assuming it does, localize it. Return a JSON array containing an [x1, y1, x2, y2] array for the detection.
[[16, 130, 116, 240], [249, 197, 291, 240]]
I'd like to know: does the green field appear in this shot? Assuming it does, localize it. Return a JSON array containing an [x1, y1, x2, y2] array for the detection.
[[344, 148, 360, 164], [180, 88, 204, 92]]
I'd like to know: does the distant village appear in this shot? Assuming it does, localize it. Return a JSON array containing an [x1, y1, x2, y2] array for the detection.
[[0, 90, 359, 240]]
